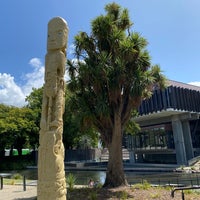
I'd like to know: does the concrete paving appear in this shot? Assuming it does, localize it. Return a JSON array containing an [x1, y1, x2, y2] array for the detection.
[[0, 185, 37, 200], [0, 184, 87, 200]]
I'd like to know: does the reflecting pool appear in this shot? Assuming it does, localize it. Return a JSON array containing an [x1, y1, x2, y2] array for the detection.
[[4, 169, 200, 186]]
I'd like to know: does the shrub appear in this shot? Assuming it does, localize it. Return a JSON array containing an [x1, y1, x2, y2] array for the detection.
[[119, 191, 128, 200], [132, 180, 151, 190], [66, 173, 76, 190], [88, 190, 97, 200], [11, 173, 22, 180]]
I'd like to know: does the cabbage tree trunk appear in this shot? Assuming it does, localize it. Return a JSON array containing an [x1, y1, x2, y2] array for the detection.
[[103, 111, 128, 187]]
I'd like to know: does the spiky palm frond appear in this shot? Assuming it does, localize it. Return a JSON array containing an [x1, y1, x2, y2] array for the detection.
[[67, 2, 166, 139]]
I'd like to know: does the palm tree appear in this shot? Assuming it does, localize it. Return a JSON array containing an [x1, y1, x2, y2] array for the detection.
[[67, 3, 165, 187]]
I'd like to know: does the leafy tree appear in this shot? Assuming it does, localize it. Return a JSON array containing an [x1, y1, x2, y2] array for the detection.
[[8, 107, 39, 155], [25, 87, 44, 149], [67, 3, 166, 187], [0, 104, 39, 155], [63, 97, 98, 149], [26, 87, 99, 149], [26, 87, 43, 125], [63, 87, 99, 149], [0, 104, 12, 156]]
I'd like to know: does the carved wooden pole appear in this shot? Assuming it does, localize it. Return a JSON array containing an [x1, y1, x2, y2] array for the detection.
[[37, 17, 68, 200]]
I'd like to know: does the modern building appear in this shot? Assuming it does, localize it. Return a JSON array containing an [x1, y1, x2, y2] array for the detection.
[[125, 80, 200, 165]]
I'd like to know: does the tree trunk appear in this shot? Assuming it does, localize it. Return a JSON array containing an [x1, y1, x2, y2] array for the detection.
[[103, 112, 128, 187], [17, 148, 22, 156]]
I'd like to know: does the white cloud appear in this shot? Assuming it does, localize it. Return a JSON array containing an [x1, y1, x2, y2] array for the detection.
[[22, 58, 44, 96], [0, 57, 70, 107], [0, 58, 44, 107], [1, 57, 200, 108], [0, 73, 26, 107], [29, 57, 43, 68], [188, 81, 200, 87], [68, 44, 75, 57]]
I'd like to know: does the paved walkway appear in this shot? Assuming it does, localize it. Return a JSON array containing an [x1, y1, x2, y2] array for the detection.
[[0, 184, 86, 200], [0, 185, 37, 200]]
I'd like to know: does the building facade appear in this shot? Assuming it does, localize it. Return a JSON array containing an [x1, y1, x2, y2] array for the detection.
[[126, 80, 200, 165]]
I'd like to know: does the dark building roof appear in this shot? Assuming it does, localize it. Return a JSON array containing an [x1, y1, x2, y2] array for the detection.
[[138, 80, 200, 115], [167, 80, 200, 92]]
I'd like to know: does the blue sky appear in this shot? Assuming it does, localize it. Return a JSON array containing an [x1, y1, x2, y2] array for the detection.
[[0, 0, 200, 106]]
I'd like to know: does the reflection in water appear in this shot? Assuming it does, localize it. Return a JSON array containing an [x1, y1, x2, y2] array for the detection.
[[3, 169, 200, 186], [66, 171, 106, 185], [3, 169, 106, 185]]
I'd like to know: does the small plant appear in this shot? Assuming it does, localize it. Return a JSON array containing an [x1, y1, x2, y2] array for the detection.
[[142, 180, 151, 189], [180, 165, 185, 170], [119, 191, 128, 200], [150, 192, 160, 199], [94, 181, 102, 188], [88, 190, 97, 200], [10, 180, 15, 185], [11, 173, 22, 180], [132, 180, 151, 190], [66, 173, 76, 190], [164, 186, 173, 191], [184, 189, 192, 194]]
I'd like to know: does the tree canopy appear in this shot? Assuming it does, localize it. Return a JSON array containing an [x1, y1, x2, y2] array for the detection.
[[67, 3, 166, 187], [0, 104, 39, 156], [25, 86, 99, 149]]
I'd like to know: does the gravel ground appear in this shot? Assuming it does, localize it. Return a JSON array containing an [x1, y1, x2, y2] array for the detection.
[[68, 186, 200, 200], [1, 185, 200, 200]]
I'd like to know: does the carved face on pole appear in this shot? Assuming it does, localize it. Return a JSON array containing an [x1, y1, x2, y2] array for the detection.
[[47, 17, 68, 51]]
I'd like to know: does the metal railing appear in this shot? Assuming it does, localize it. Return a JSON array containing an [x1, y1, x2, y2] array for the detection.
[[128, 174, 200, 200], [0, 173, 27, 191], [128, 173, 200, 187], [171, 186, 200, 200]]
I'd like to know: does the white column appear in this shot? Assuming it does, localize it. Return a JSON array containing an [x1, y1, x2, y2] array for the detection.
[[182, 120, 194, 160], [172, 117, 187, 165], [129, 150, 136, 163]]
